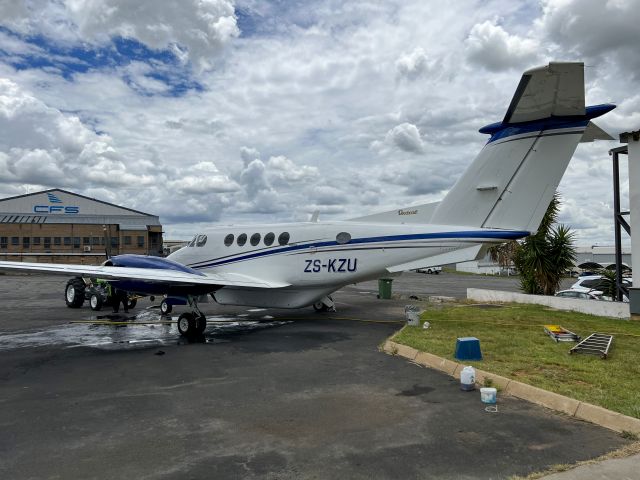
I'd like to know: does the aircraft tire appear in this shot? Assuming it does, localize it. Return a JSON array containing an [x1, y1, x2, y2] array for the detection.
[[90, 293, 103, 311], [65, 278, 85, 308], [177, 312, 196, 337], [313, 301, 327, 312], [160, 300, 172, 314]]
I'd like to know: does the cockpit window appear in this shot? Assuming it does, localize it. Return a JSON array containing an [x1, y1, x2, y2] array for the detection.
[[224, 234, 234, 246], [264, 232, 275, 246], [278, 232, 290, 245], [187, 236, 197, 247], [237, 233, 247, 246], [196, 235, 207, 247], [250, 233, 261, 246]]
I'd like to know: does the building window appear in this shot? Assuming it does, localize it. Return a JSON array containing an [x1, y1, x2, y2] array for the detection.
[[111, 237, 119, 247], [124, 236, 132, 245], [23, 237, 30, 248], [92, 237, 100, 246], [73, 237, 80, 248], [54, 237, 61, 246], [137, 236, 145, 247], [264, 232, 275, 246], [11, 237, 19, 246], [83, 237, 90, 245], [250, 233, 261, 246], [224, 234, 234, 246], [0, 237, 7, 249], [44, 237, 51, 249], [278, 232, 290, 245], [101, 237, 105, 246], [33, 237, 41, 246], [237, 233, 247, 246], [64, 237, 71, 246]]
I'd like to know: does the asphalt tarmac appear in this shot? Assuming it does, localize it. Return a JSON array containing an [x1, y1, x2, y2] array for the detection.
[[0, 272, 627, 479]]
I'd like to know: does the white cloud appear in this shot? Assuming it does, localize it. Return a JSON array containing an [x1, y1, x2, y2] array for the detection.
[[373, 123, 425, 154], [396, 47, 430, 80], [0, 0, 238, 69], [466, 19, 539, 71]]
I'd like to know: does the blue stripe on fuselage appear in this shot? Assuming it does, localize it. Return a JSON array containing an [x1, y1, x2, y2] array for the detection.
[[189, 230, 529, 270]]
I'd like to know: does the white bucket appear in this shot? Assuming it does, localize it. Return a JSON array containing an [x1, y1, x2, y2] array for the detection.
[[460, 366, 476, 391], [480, 387, 497, 404]]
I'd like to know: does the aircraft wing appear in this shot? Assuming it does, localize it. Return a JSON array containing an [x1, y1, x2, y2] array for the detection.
[[0, 261, 289, 289], [503, 62, 585, 124]]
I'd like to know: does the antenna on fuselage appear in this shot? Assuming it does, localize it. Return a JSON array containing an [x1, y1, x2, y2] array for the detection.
[[310, 210, 320, 222]]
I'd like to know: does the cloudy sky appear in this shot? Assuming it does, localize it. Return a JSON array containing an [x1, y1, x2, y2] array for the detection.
[[0, 0, 639, 243]]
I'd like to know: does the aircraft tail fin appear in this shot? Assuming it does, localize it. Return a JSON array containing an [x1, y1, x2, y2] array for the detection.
[[430, 62, 615, 233]]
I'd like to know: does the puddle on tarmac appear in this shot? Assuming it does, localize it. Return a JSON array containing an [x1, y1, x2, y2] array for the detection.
[[0, 309, 289, 351]]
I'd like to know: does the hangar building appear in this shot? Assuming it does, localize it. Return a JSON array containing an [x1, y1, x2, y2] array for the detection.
[[0, 189, 163, 264]]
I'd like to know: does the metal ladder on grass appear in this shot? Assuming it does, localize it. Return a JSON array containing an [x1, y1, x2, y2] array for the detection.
[[569, 333, 613, 359]]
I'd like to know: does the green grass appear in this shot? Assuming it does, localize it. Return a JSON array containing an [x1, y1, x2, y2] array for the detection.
[[393, 303, 640, 419]]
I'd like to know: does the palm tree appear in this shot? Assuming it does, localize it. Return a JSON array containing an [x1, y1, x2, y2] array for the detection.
[[490, 193, 577, 295]]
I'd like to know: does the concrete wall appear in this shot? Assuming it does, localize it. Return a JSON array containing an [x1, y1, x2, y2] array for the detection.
[[467, 288, 630, 319]]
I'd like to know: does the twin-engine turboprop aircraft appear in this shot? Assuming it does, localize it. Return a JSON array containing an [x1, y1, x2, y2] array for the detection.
[[0, 62, 615, 337]]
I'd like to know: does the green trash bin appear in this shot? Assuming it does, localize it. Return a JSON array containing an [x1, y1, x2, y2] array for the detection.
[[378, 278, 393, 299]]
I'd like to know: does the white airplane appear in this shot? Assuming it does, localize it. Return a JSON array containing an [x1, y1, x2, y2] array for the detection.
[[0, 62, 615, 337]]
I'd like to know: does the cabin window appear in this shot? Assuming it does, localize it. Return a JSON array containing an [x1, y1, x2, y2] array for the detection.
[[278, 232, 290, 245], [264, 232, 275, 246], [224, 234, 234, 246], [196, 235, 207, 247], [336, 232, 351, 244], [237, 233, 247, 246], [250, 233, 261, 246]]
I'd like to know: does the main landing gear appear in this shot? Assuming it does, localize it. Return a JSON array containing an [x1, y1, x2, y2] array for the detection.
[[176, 296, 207, 337], [313, 295, 336, 312]]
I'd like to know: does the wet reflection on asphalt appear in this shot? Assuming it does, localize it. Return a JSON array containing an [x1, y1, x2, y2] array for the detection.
[[0, 308, 290, 351]]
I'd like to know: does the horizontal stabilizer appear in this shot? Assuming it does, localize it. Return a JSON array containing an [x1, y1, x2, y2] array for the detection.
[[580, 121, 613, 142], [387, 245, 483, 273]]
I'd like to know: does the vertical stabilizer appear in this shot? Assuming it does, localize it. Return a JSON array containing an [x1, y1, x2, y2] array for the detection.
[[430, 62, 614, 233]]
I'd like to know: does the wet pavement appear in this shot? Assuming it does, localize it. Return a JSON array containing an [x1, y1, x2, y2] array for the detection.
[[0, 272, 630, 479]]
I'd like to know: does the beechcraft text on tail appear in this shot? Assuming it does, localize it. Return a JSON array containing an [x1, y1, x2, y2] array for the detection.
[[0, 62, 615, 337]]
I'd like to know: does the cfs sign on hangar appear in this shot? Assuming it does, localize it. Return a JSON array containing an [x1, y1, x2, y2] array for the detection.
[[33, 193, 80, 214]]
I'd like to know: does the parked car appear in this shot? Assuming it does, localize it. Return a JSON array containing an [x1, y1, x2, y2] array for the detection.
[[570, 275, 632, 293], [555, 289, 602, 300], [415, 266, 442, 274]]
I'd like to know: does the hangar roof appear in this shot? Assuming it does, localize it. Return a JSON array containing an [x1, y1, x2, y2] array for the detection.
[[0, 189, 161, 226]]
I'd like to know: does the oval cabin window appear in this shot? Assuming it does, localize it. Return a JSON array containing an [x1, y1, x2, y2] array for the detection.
[[264, 232, 275, 246], [336, 232, 351, 244]]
